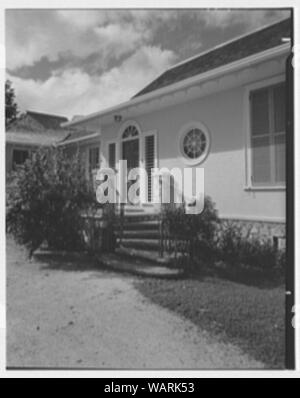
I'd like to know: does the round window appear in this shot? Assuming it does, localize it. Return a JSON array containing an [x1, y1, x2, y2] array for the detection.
[[179, 122, 210, 165]]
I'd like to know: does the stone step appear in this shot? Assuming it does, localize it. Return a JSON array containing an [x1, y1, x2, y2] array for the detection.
[[119, 207, 146, 214], [116, 247, 188, 265], [120, 238, 161, 251], [116, 229, 161, 240], [115, 247, 172, 265], [114, 220, 161, 232], [116, 214, 160, 225], [97, 253, 184, 279], [116, 203, 156, 208], [122, 213, 155, 219]]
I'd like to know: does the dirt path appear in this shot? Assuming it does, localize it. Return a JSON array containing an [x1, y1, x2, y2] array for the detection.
[[7, 239, 264, 369]]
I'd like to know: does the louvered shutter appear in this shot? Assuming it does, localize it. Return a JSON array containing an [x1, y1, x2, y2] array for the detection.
[[145, 135, 155, 202], [108, 143, 116, 169], [250, 88, 272, 184], [89, 147, 100, 171]]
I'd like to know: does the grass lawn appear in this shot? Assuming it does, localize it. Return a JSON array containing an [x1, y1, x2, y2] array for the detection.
[[135, 276, 285, 368]]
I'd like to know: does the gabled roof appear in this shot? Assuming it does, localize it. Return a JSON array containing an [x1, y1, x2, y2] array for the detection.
[[133, 18, 291, 98], [6, 110, 96, 146], [6, 110, 71, 147], [6, 130, 70, 147], [26, 111, 68, 130], [7, 110, 69, 134]]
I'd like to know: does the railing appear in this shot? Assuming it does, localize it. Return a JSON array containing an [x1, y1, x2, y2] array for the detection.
[[118, 202, 125, 245], [158, 177, 196, 264]]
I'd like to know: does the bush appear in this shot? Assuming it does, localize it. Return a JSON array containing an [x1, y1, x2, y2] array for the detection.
[[6, 147, 96, 255], [162, 196, 219, 241], [217, 223, 283, 272], [162, 196, 219, 265], [275, 248, 286, 274], [162, 202, 284, 276]]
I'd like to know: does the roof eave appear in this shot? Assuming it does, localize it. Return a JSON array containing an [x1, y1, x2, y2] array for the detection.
[[56, 132, 101, 146], [6, 139, 55, 146]]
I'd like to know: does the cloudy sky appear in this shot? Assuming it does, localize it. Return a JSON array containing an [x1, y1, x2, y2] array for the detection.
[[6, 9, 290, 120]]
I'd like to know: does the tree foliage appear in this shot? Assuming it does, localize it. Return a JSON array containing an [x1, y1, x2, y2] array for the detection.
[[5, 80, 19, 128], [6, 147, 97, 256]]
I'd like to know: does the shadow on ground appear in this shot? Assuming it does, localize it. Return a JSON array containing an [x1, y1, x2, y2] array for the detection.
[[203, 267, 284, 290], [33, 250, 138, 282], [34, 250, 284, 289], [34, 250, 103, 273]]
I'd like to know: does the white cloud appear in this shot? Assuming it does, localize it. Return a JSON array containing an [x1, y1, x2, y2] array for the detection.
[[6, 10, 98, 69], [5, 10, 153, 70], [56, 10, 108, 29], [8, 46, 177, 118], [201, 9, 290, 29], [6, 9, 290, 71], [55, 9, 174, 31], [93, 23, 151, 59]]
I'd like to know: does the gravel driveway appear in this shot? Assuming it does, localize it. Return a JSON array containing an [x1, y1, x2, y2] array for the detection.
[[7, 238, 263, 369]]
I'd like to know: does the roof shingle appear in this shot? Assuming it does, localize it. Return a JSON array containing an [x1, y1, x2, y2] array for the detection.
[[133, 18, 291, 98], [26, 111, 68, 129]]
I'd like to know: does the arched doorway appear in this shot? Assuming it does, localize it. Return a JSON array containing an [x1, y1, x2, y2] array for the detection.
[[121, 124, 140, 171], [120, 123, 141, 204]]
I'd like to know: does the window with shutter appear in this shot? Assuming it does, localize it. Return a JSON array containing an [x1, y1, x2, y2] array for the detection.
[[250, 82, 286, 186], [145, 135, 155, 202], [89, 146, 100, 173], [108, 143, 116, 169]]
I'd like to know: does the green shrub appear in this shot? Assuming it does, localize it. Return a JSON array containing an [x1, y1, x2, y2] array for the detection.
[[6, 147, 96, 256], [217, 223, 283, 272], [162, 196, 219, 241], [162, 196, 220, 265], [276, 249, 286, 273], [162, 201, 284, 275]]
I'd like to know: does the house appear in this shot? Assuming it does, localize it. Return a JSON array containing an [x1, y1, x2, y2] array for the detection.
[[61, 18, 291, 244], [6, 111, 70, 174]]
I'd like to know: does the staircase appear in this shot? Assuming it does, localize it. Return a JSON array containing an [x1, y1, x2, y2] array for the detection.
[[114, 204, 168, 264], [97, 203, 189, 277]]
